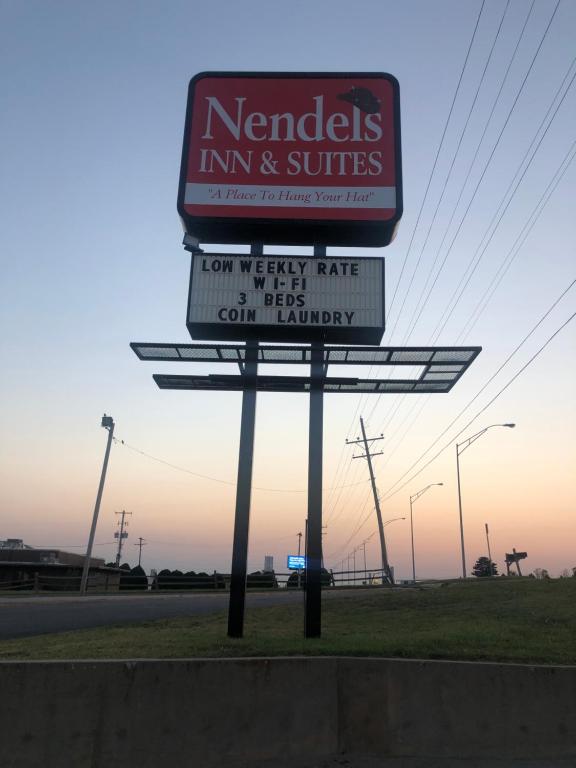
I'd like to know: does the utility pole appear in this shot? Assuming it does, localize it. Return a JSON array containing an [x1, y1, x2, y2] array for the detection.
[[485, 523, 493, 576], [409, 484, 443, 582], [80, 414, 115, 594], [114, 510, 132, 567], [347, 417, 394, 585], [297, 531, 302, 557], [134, 537, 147, 568]]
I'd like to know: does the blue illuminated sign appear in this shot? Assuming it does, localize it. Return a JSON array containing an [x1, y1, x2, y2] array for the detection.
[[287, 555, 306, 570]]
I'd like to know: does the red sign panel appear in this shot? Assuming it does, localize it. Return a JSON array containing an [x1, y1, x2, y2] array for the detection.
[[178, 72, 402, 247]]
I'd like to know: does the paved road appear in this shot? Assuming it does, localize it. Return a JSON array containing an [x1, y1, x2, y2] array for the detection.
[[0, 590, 353, 640]]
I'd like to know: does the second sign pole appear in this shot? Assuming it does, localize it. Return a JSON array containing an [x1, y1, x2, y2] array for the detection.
[[227, 244, 262, 639], [305, 245, 326, 639]]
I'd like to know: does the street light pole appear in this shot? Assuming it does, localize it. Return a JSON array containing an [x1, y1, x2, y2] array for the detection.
[[378, 518, 405, 582], [455, 423, 515, 579], [362, 539, 368, 574], [456, 443, 466, 579], [409, 495, 415, 583], [409, 484, 443, 583], [80, 414, 115, 594]]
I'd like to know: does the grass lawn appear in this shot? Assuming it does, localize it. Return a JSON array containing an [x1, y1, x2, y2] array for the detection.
[[0, 578, 574, 664]]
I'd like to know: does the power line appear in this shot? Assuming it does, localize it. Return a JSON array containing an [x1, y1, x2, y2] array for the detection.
[[428, 62, 576, 345], [322, 2, 567, 559], [329, 276, 575, 558], [330, 242, 574, 550], [363, 19, 571, 434], [333, 0, 488, 457], [370, 140, 576, 475], [458, 141, 576, 342], [397, 0, 563, 348], [334, 283, 576, 554], [29, 542, 116, 549], [383, 276, 576, 496], [387, 0, 511, 345], [394, 0, 538, 348], [382, 305, 576, 503], [325, 485, 378, 562], [368, 142, 576, 474], [361, 4, 537, 434], [112, 436, 369, 494], [327, 1, 531, 508], [386, 0, 487, 327]]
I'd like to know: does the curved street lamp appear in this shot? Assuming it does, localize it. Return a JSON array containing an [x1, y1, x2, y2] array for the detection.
[[383, 516, 406, 527], [409, 483, 443, 583], [456, 423, 515, 579]]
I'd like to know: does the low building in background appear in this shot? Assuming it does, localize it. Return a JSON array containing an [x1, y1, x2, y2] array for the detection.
[[0, 541, 120, 592], [0, 538, 33, 550]]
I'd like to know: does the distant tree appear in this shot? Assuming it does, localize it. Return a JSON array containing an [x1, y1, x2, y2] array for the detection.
[[193, 572, 212, 589], [286, 571, 303, 589], [120, 565, 148, 591], [532, 568, 550, 580], [471, 556, 498, 577], [560, 569, 571, 578], [247, 570, 278, 589], [183, 570, 226, 589], [183, 570, 197, 589], [171, 569, 184, 589], [141, 568, 225, 590], [572, 567, 576, 578], [157, 568, 177, 590], [120, 563, 131, 571], [286, 568, 334, 589]]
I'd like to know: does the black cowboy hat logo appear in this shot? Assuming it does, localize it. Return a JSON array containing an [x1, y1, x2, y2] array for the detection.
[[337, 86, 380, 114]]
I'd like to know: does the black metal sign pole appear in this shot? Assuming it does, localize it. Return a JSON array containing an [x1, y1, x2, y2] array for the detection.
[[227, 245, 261, 639], [305, 245, 325, 638]]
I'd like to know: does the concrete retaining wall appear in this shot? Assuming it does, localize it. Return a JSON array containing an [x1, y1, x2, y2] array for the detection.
[[0, 658, 574, 767]]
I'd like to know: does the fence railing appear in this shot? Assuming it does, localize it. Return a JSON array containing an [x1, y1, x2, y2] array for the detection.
[[0, 568, 393, 594]]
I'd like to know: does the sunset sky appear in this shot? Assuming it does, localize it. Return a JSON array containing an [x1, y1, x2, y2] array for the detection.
[[1, 0, 574, 580]]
